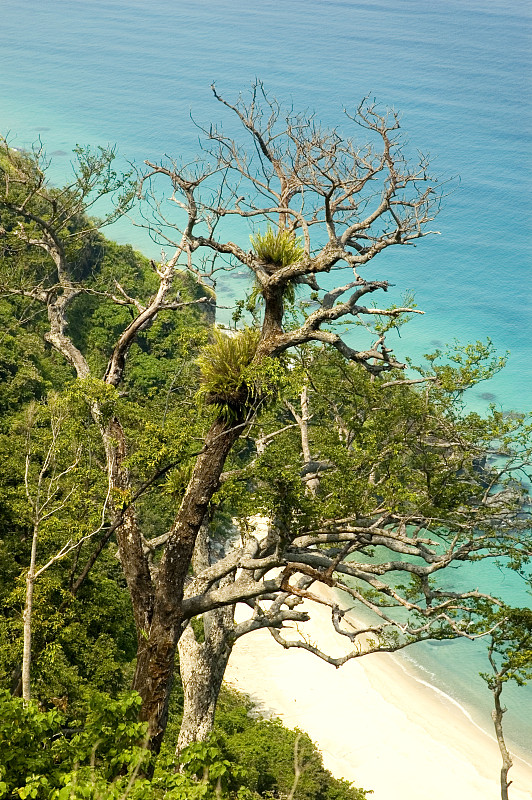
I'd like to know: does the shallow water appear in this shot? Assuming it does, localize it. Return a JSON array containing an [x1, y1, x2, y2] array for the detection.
[[1, 0, 531, 755]]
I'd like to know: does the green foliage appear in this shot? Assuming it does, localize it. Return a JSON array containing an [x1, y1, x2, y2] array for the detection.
[[0, 690, 148, 799], [0, 690, 64, 797], [0, 692, 260, 800], [0, 141, 134, 295], [157, 738, 253, 799], [164, 462, 195, 502], [250, 227, 304, 268], [0, 565, 136, 709], [419, 338, 507, 396], [0, 387, 136, 704], [66, 376, 121, 421], [0, 297, 74, 415], [480, 606, 532, 689]]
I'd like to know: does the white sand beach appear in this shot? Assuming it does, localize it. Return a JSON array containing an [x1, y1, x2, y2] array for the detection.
[[225, 592, 532, 800]]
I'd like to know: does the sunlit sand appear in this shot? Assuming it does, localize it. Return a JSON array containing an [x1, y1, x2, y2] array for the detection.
[[225, 590, 532, 800]]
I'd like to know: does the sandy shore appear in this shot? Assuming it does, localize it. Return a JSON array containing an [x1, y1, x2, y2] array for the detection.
[[224, 593, 532, 800]]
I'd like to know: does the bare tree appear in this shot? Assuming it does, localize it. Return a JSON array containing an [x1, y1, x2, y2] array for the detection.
[[125, 84, 444, 748], [21, 401, 79, 703], [3, 86, 529, 758], [20, 397, 110, 703]]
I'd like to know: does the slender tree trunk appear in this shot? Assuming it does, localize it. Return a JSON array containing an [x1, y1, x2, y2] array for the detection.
[[491, 681, 513, 800], [101, 417, 154, 634], [299, 386, 320, 496], [22, 524, 38, 703]]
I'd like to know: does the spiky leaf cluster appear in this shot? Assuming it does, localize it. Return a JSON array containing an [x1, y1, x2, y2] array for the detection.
[[197, 328, 261, 417], [250, 227, 304, 268]]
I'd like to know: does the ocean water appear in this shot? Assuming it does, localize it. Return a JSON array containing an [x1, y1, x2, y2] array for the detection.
[[1, 0, 531, 757]]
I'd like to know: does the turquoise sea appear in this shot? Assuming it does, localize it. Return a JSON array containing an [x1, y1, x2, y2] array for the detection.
[[1, 0, 531, 759]]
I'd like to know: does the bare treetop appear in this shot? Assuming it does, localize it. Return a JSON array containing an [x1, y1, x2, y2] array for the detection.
[[139, 81, 441, 373]]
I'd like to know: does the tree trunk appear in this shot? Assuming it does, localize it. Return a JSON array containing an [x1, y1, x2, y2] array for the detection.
[[101, 417, 154, 634], [176, 606, 235, 755], [131, 415, 243, 753], [21, 525, 38, 703], [176, 517, 236, 755], [492, 681, 513, 800], [132, 612, 183, 754]]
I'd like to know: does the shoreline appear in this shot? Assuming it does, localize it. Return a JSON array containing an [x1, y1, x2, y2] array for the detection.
[[388, 648, 532, 772], [225, 594, 532, 800]]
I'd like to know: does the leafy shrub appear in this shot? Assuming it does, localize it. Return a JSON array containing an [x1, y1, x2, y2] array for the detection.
[[0, 690, 149, 799], [0, 692, 254, 800]]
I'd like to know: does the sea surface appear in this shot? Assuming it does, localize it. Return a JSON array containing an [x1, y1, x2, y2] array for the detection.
[[1, 0, 531, 759]]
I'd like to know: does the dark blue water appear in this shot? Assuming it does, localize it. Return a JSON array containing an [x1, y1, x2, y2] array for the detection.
[[1, 0, 531, 756]]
